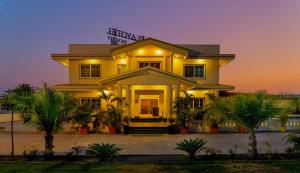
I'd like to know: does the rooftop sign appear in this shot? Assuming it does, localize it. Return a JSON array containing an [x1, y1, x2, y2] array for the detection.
[[107, 27, 145, 45]]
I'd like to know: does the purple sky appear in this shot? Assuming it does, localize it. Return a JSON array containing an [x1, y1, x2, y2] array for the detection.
[[0, 0, 300, 94]]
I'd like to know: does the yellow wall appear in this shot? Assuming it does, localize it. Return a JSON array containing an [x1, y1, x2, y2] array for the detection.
[[68, 56, 219, 85]]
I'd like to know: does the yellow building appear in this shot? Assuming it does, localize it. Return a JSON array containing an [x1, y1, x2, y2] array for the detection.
[[52, 38, 234, 128]]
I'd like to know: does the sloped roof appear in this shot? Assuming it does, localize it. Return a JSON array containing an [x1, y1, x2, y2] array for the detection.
[[111, 38, 189, 56], [190, 83, 235, 91], [99, 66, 197, 85]]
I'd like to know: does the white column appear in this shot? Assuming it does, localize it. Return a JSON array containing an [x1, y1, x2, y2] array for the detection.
[[168, 84, 173, 118], [117, 84, 122, 109], [126, 84, 131, 116]]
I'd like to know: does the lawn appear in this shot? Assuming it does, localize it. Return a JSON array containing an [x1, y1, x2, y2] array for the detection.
[[0, 161, 300, 173]]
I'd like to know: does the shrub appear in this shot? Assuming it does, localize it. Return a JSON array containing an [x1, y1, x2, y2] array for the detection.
[[286, 132, 300, 154], [205, 147, 222, 161], [23, 148, 38, 161], [176, 138, 207, 161], [86, 143, 121, 161]]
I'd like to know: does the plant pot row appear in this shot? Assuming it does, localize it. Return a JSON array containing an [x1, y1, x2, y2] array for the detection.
[[79, 126, 118, 135], [81, 126, 288, 135]]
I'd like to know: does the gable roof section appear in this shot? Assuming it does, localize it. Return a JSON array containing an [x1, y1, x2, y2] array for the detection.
[[99, 66, 197, 85], [190, 83, 234, 91], [111, 38, 189, 56]]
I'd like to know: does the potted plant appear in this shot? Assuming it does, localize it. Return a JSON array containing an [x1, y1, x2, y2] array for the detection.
[[73, 102, 94, 135], [208, 118, 219, 134], [203, 92, 224, 134], [99, 90, 121, 134], [123, 116, 130, 135], [168, 118, 177, 134], [237, 124, 247, 133], [106, 106, 122, 134], [173, 93, 192, 134], [277, 112, 289, 133]]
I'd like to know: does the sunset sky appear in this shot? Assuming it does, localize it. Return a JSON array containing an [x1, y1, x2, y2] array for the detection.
[[0, 0, 299, 94]]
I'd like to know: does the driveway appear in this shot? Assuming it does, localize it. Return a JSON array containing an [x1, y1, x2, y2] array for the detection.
[[0, 132, 289, 155]]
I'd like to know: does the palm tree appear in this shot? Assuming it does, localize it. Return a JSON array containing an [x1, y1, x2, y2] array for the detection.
[[176, 138, 207, 161], [0, 83, 35, 160], [99, 90, 120, 109], [173, 92, 193, 128], [214, 92, 282, 159], [10, 83, 77, 158], [99, 90, 122, 131], [0, 93, 14, 159]]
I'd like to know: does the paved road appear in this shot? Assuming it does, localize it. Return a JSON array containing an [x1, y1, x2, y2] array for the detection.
[[0, 132, 289, 155]]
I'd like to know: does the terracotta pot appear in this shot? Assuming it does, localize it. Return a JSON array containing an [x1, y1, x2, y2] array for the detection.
[[238, 127, 247, 133], [280, 127, 287, 133], [79, 127, 89, 135], [108, 126, 117, 134], [209, 126, 219, 134], [180, 127, 189, 134]]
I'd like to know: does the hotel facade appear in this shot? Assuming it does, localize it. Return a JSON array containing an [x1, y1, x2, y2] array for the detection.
[[52, 38, 235, 130]]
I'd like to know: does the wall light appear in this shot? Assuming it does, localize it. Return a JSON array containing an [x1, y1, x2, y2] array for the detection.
[[137, 49, 144, 55], [155, 49, 162, 55], [119, 58, 127, 64], [88, 59, 98, 64], [186, 90, 194, 95], [103, 90, 112, 95]]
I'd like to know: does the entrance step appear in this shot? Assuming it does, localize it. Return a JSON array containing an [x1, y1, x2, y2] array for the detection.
[[129, 127, 168, 134], [130, 118, 168, 123]]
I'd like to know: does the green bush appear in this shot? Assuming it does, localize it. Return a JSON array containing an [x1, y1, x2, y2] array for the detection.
[[86, 143, 121, 161], [176, 138, 207, 161], [286, 132, 300, 154]]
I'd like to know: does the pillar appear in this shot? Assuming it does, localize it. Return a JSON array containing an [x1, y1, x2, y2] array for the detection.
[[168, 84, 172, 118], [117, 84, 122, 109], [175, 84, 180, 99], [125, 84, 131, 116]]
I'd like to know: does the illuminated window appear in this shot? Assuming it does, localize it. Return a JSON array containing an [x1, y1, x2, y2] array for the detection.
[[80, 98, 101, 110], [138, 62, 161, 69], [184, 65, 205, 78], [80, 64, 101, 78], [190, 98, 204, 110]]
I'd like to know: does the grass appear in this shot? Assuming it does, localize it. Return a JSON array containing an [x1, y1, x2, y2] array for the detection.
[[0, 161, 300, 173]]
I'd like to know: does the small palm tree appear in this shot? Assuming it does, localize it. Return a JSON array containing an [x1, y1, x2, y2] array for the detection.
[[86, 143, 121, 161], [176, 138, 207, 161], [214, 92, 282, 159], [276, 100, 295, 132], [10, 83, 77, 158], [173, 92, 193, 128], [99, 90, 122, 130], [99, 90, 120, 108]]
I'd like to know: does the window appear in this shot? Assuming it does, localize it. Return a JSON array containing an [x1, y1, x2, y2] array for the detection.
[[184, 65, 205, 78], [80, 98, 101, 110], [80, 64, 101, 78], [190, 98, 204, 110], [138, 62, 161, 69]]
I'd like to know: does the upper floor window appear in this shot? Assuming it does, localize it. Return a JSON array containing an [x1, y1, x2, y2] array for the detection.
[[184, 65, 205, 78], [138, 62, 161, 69], [80, 64, 101, 78], [190, 98, 204, 110]]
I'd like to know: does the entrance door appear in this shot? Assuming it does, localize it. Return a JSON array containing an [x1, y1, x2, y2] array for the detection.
[[140, 99, 159, 117]]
